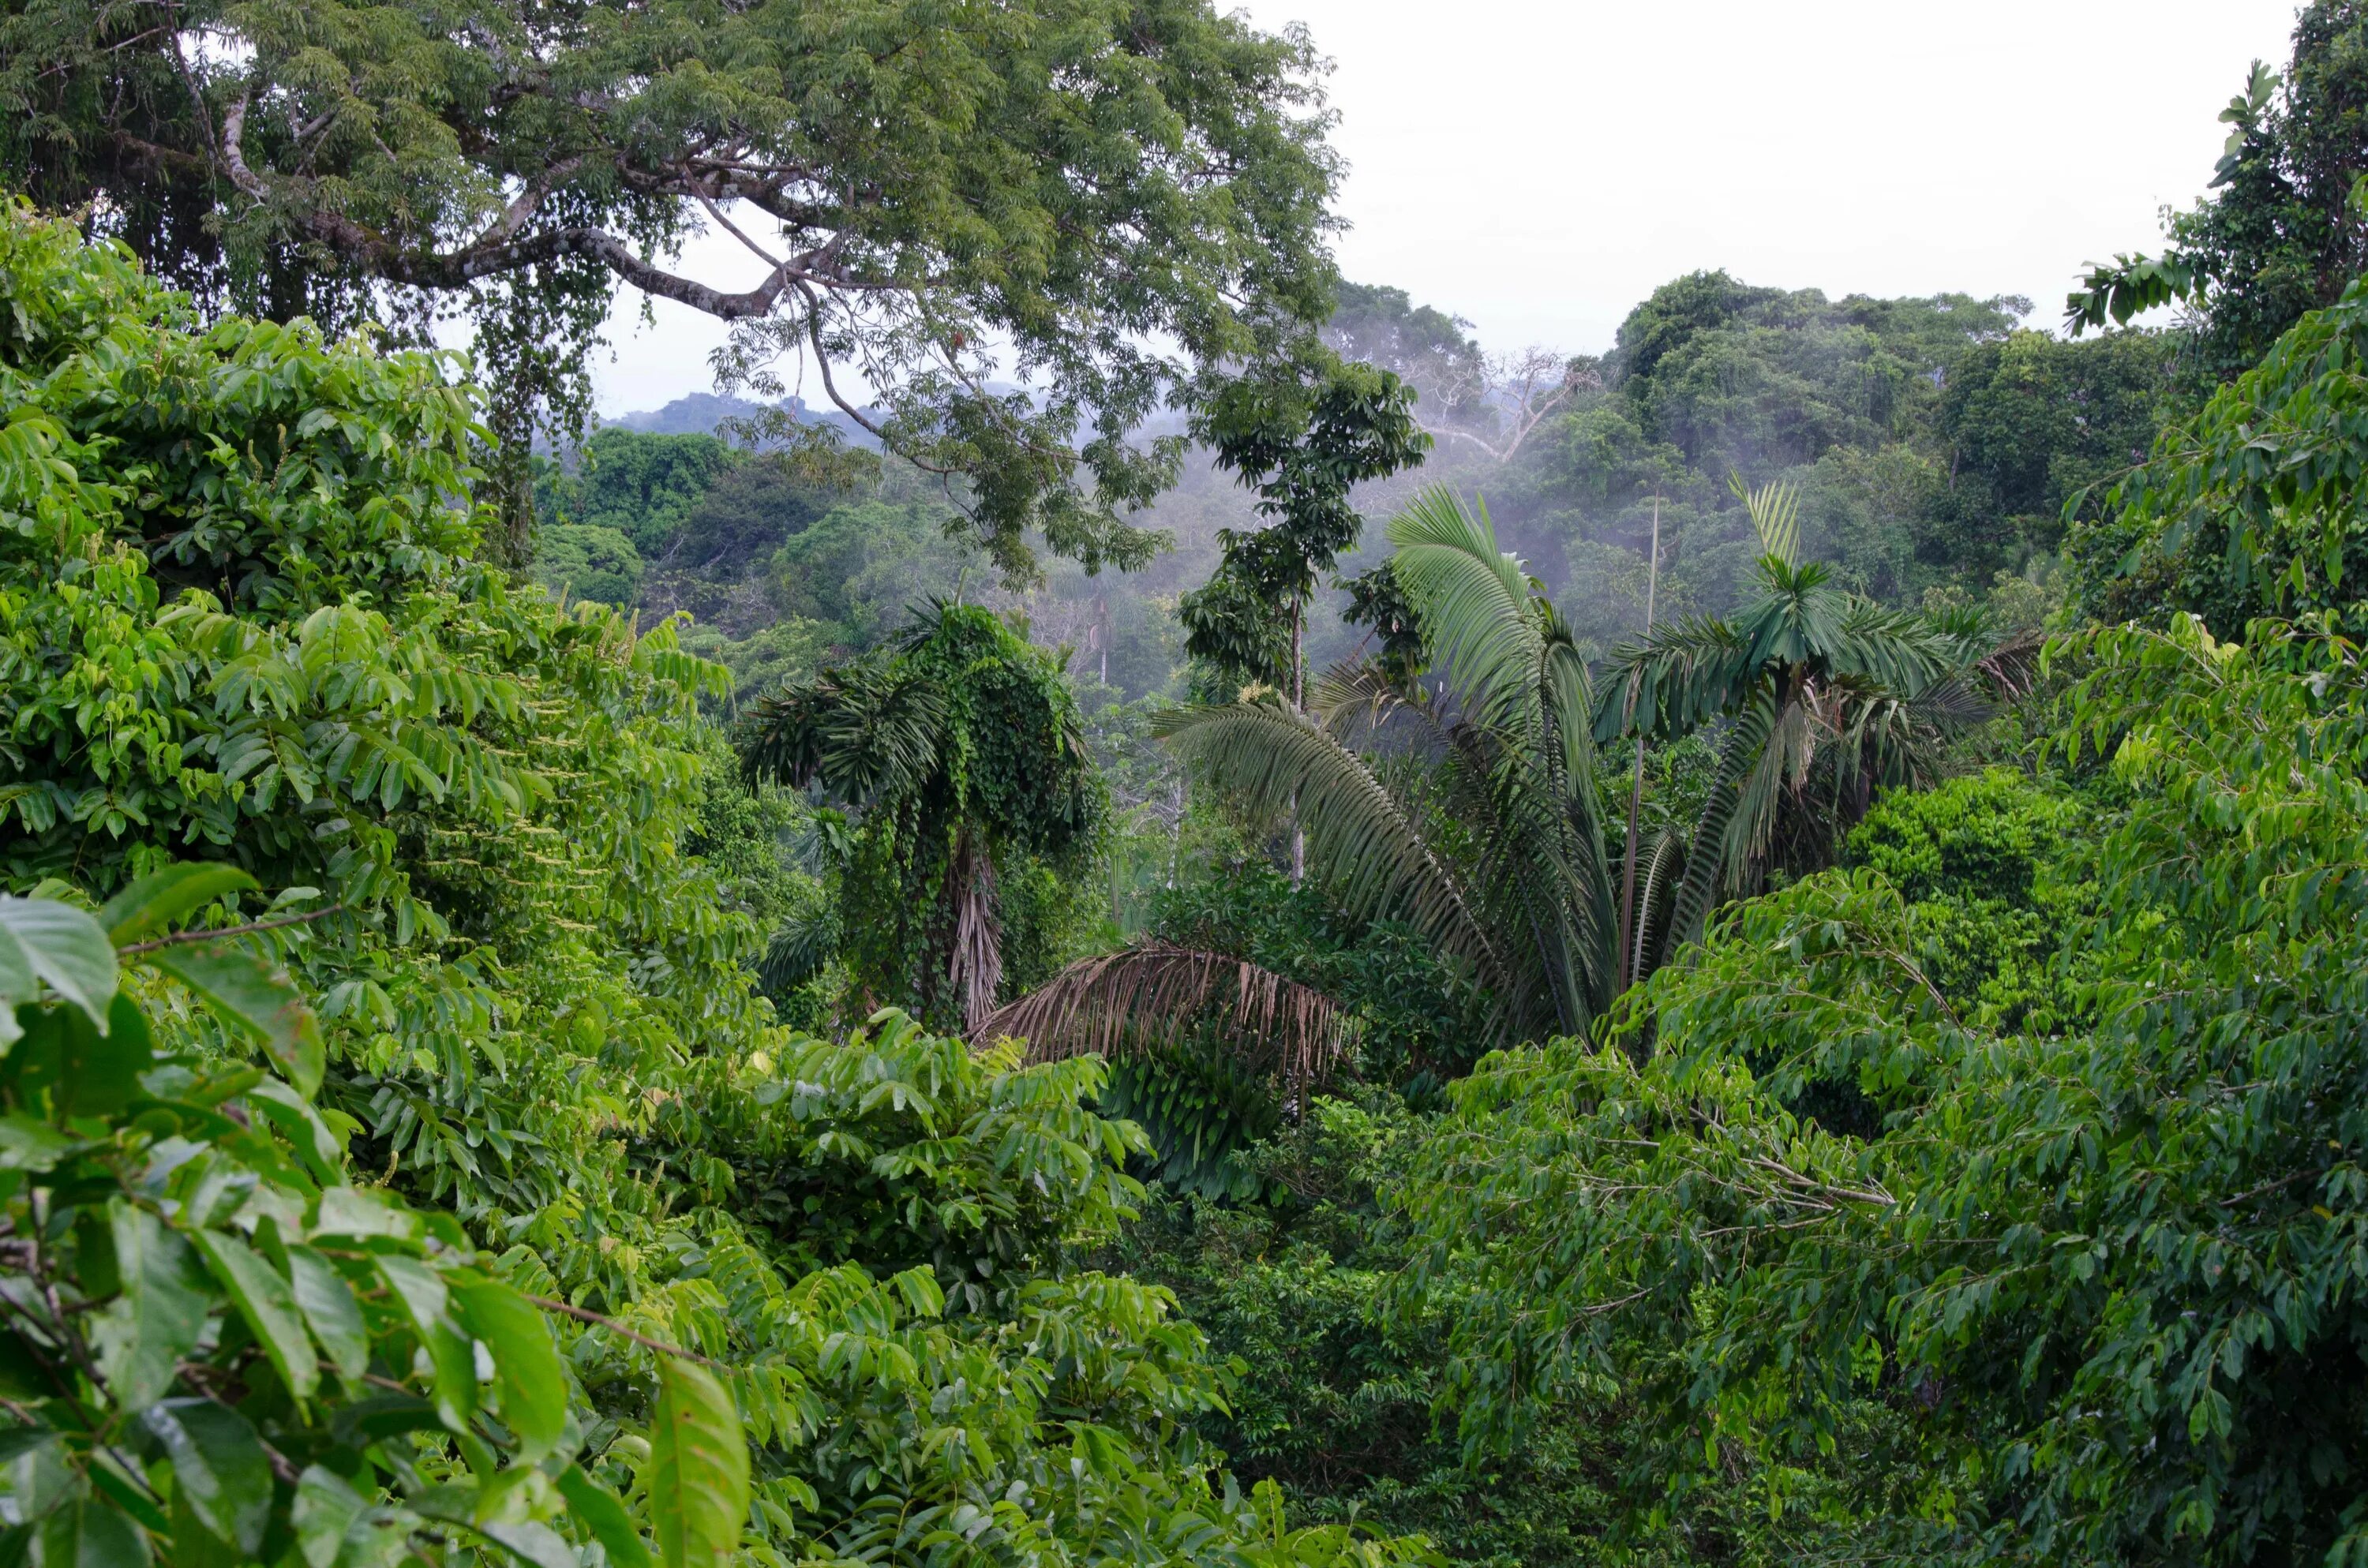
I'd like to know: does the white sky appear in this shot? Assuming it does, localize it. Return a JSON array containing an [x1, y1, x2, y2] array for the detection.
[[586, 0, 2303, 416]]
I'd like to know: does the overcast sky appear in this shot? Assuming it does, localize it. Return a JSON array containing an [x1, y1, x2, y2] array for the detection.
[[584, 0, 2302, 415]]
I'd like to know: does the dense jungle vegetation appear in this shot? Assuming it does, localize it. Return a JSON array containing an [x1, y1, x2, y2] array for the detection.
[[9, 0, 2368, 1564]]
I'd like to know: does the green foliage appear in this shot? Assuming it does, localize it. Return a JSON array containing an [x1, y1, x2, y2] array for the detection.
[[1477, 268, 2095, 668], [1107, 1095, 1890, 1568], [0, 210, 1428, 1568], [1842, 768, 2101, 1031], [541, 429, 746, 559], [1181, 358, 1430, 694], [1396, 614, 2368, 1564], [1610, 272, 2025, 473], [533, 522, 646, 608], [2075, 274, 2368, 633], [1148, 857, 1482, 1084], [3, 0, 1345, 574], [0, 878, 732, 1568], [1322, 284, 1491, 432], [764, 501, 983, 650], [1927, 329, 2169, 571]]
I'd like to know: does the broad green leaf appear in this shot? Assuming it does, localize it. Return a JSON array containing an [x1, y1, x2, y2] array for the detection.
[[0, 1117, 81, 1173], [141, 1401, 270, 1555], [7, 1425, 72, 1523], [644, 1359, 748, 1568], [375, 1257, 474, 1432], [36, 1496, 149, 1568], [450, 1278, 566, 1461], [58, 995, 152, 1117], [99, 866, 259, 949], [142, 943, 322, 1098], [0, 1428, 55, 1466], [290, 1467, 364, 1568], [167, 1479, 242, 1568], [92, 1204, 209, 1412], [193, 1231, 318, 1400], [245, 1082, 343, 1182], [474, 1523, 573, 1568], [287, 1248, 369, 1384], [0, 897, 116, 1031], [327, 1394, 442, 1451], [556, 1466, 652, 1568], [310, 1188, 418, 1241]]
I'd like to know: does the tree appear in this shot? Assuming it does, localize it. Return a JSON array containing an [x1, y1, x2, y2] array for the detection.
[[1325, 282, 1592, 462], [1610, 273, 2025, 473], [738, 601, 1106, 1029], [1, 0, 1345, 573], [2067, 2, 2368, 386], [1596, 478, 2029, 982], [1179, 356, 1430, 706], [539, 427, 745, 559], [1927, 328, 2169, 571], [0, 204, 1429, 1568]]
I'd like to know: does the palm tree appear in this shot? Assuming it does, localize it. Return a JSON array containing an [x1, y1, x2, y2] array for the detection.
[[990, 483, 2025, 1061], [740, 601, 1102, 1031], [1592, 477, 2013, 982]]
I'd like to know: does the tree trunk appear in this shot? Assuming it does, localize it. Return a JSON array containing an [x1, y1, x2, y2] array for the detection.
[[1290, 591, 1306, 883], [1616, 495, 1662, 986]]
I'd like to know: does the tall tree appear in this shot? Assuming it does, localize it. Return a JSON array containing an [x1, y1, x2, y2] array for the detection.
[[1325, 281, 1591, 461], [0, 0, 1344, 571], [1178, 355, 1429, 706]]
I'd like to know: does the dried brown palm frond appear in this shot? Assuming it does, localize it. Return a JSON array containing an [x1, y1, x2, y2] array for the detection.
[[970, 945, 1355, 1102], [1974, 625, 2046, 701]]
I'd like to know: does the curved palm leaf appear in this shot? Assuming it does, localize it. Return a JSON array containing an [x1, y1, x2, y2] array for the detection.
[[757, 905, 841, 996], [1153, 698, 1513, 996], [1656, 694, 1778, 964], [1595, 613, 1750, 741], [1385, 487, 1553, 728], [1732, 472, 1804, 568]]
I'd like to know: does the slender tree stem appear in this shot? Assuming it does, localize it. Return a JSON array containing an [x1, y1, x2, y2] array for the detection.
[[1291, 589, 1306, 884], [118, 904, 347, 955], [1617, 495, 1662, 986], [522, 1294, 727, 1369]]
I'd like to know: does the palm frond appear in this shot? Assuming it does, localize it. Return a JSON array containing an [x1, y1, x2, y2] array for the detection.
[[1310, 658, 1438, 750], [1384, 487, 1550, 727], [1730, 473, 1804, 568], [1722, 690, 1819, 898], [757, 905, 841, 996], [740, 661, 947, 803], [972, 945, 1354, 1101], [1595, 616, 1751, 741], [1630, 825, 1686, 989], [1657, 696, 1777, 963], [1154, 699, 1512, 993], [1973, 625, 2045, 701]]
